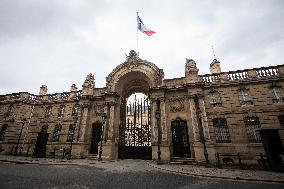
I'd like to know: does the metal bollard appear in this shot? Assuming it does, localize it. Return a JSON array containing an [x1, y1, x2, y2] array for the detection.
[[238, 153, 244, 170], [53, 148, 56, 159], [26, 146, 30, 157], [216, 153, 222, 168], [19, 147, 22, 156], [11, 146, 15, 155], [62, 148, 65, 159]]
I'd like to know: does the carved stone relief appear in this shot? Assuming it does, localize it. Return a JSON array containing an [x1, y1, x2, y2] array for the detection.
[[168, 97, 185, 112]]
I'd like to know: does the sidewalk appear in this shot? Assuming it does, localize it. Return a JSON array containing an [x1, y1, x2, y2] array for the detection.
[[148, 161, 284, 183], [0, 155, 283, 183]]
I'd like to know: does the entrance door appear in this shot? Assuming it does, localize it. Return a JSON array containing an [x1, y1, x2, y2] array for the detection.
[[34, 132, 49, 158], [171, 119, 191, 157], [260, 129, 284, 170], [90, 123, 102, 154]]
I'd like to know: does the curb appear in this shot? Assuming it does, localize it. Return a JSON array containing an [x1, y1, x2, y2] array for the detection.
[[148, 163, 284, 184], [0, 159, 81, 166]]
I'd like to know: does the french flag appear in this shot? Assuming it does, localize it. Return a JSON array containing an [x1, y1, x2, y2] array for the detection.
[[137, 16, 156, 36]]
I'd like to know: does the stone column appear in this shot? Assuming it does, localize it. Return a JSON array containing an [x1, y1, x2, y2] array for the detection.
[[189, 98, 200, 142], [78, 104, 89, 142], [151, 99, 158, 143], [160, 97, 167, 142], [106, 102, 115, 143], [198, 97, 211, 142]]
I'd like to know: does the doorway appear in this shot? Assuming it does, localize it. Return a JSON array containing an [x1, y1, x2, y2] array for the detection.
[[260, 129, 284, 170], [89, 122, 102, 154], [34, 132, 49, 158], [171, 119, 191, 157]]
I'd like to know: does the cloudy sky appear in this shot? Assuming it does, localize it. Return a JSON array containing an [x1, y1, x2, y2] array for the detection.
[[0, 0, 283, 95]]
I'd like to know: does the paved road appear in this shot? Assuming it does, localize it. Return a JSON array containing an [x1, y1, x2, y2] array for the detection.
[[0, 160, 283, 189]]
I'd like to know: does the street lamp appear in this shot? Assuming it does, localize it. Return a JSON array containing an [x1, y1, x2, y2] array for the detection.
[[98, 112, 107, 161], [14, 118, 27, 156], [155, 100, 162, 165]]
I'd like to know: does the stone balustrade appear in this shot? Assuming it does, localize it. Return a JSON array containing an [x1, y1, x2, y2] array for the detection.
[[201, 65, 283, 84], [0, 90, 83, 103]]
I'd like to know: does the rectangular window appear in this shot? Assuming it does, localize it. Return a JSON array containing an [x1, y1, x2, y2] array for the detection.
[[57, 105, 65, 118], [244, 117, 261, 143], [272, 87, 284, 104], [44, 106, 52, 118], [213, 118, 231, 143], [52, 124, 62, 142], [209, 92, 222, 107], [67, 124, 75, 142], [238, 89, 253, 105]]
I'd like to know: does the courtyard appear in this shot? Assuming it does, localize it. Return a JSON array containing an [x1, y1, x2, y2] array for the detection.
[[0, 159, 283, 189]]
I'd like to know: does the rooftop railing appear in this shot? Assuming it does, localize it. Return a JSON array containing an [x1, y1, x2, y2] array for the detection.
[[201, 65, 282, 84]]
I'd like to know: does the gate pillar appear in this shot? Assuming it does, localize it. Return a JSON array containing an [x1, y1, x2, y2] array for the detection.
[[151, 97, 170, 162], [101, 101, 119, 160]]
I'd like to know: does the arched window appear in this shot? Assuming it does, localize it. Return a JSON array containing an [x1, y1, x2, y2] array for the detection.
[[244, 117, 261, 143], [208, 90, 222, 107], [67, 124, 75, 142], [0, 124, 8, 141], [52, 124, 62, 142], [213, 118, 231, 143]]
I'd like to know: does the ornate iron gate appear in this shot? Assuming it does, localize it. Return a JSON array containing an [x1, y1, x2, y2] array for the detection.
[[118, 97, 152, 159]]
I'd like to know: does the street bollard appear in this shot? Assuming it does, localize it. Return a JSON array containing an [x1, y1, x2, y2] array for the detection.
[[53, 148, 56, 159], [11, 146, 14, 155], [238, 153, 244, 170], [26, 146, 30, 157], [62, 148, 65, 159], [216, 153, 222, 168]]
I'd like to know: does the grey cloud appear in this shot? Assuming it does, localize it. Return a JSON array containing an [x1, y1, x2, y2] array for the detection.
[[0, 0, 283, 94]]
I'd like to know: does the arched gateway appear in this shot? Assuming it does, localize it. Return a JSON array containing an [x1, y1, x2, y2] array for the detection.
[[106, 50, 164, 159]]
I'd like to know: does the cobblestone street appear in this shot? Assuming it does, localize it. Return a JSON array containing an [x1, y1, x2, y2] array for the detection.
[[0, 160, 283, 189]]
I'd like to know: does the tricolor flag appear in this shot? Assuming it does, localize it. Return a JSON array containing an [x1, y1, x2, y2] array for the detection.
[[137, 15, 156, 36]]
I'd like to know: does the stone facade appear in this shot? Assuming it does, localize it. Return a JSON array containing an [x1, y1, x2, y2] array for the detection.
[[0, 50, 283, 165]]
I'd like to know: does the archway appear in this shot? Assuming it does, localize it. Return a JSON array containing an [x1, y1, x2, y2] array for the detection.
[[106, 50, 164, 159]]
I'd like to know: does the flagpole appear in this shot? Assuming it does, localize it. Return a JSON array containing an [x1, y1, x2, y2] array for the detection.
[[136, 12, 139, 55]]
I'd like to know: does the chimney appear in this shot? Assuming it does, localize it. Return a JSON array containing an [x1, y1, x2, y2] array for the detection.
[[210, 59, 221, 74]]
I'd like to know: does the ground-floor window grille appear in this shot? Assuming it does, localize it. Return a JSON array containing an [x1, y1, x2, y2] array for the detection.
[[244, 117, 261, 143], [0, 124, 8, 141], [213, 118, 231, 143]]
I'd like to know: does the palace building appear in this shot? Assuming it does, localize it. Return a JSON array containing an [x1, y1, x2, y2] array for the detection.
[[0, 50, 283, 168]]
